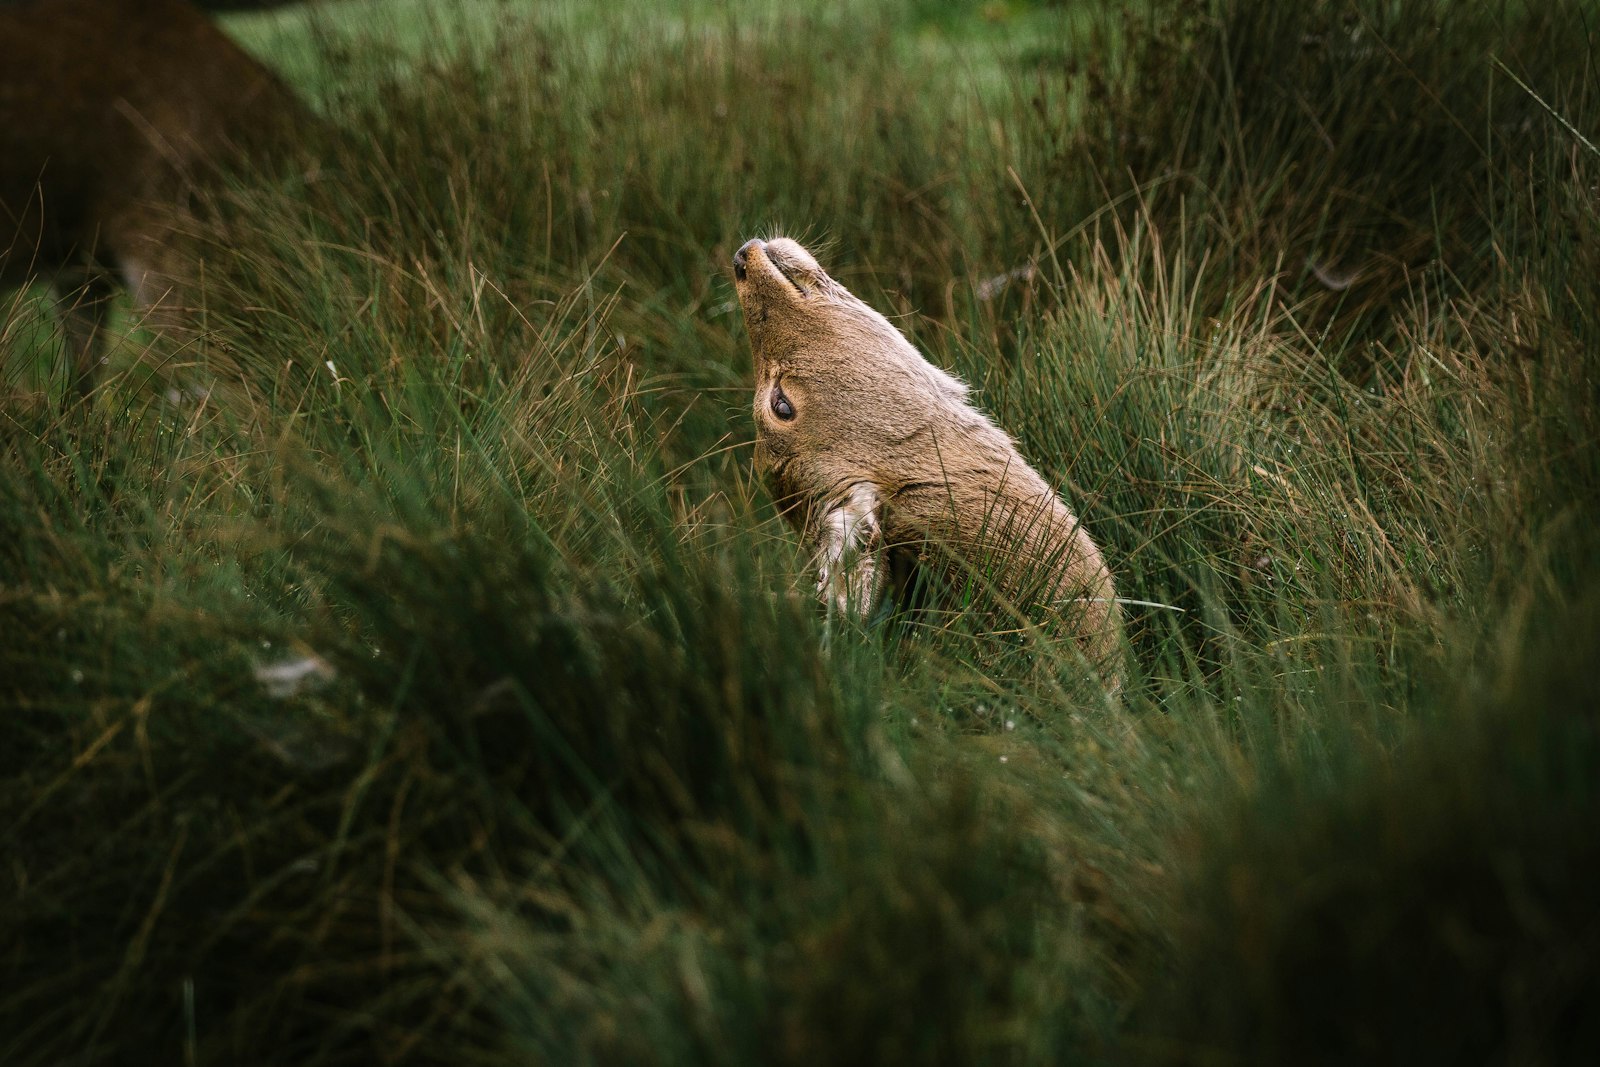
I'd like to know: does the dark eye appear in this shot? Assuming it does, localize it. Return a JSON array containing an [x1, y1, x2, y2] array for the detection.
[[770, 384, 795, 420]]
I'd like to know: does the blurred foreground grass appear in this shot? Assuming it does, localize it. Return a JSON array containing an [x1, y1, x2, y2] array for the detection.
[[3, 0, 1597, 1062]]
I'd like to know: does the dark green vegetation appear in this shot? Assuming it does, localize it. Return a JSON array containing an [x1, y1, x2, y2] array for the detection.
[[4, 0, 1597, 1061]]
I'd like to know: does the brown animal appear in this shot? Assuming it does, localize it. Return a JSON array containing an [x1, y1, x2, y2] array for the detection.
[[733, 236, 1121, 675], [0, 0, 307, 402]]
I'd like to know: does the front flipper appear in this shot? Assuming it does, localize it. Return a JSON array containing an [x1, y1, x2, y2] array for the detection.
[[814, 483, 887, 620]]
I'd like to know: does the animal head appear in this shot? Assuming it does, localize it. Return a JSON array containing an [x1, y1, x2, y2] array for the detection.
[[731, 236, 986, 513], [731, 235, 1121, 673]]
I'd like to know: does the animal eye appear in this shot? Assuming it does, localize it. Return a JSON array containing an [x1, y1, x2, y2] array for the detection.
[[770, 384, 795, 420]]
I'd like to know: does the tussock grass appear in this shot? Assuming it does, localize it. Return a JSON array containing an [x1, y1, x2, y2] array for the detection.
[[3, 0, 1597, 1062]]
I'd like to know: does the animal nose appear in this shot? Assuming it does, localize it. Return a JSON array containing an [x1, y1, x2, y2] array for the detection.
[[733, 238, 764, 281]]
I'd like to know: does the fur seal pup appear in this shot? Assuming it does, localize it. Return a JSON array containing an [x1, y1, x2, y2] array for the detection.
[[732, 236, 1121, 674]]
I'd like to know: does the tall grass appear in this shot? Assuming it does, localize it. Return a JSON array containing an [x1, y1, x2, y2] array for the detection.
[[3, 0, 1597, 1062]]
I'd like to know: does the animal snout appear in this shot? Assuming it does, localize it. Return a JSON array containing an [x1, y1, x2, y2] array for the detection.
[[733, 238, 765, 281]]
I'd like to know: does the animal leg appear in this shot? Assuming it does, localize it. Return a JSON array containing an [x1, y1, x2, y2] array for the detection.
[[119, 247, 186, 340], [122, 246, 212, 401], [814, 483, 887, 620], [56, 270, 117, 403]]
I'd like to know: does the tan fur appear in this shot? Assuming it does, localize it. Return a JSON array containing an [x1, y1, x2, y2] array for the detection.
[[0, 0, 308, 403], [733, 236, 1121, 675]]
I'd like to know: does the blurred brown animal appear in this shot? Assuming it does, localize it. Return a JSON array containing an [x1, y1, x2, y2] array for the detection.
[[0, 0, 308, 402], [732, 236, 1122, 675]]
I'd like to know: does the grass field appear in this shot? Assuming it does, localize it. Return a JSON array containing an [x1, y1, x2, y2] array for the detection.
[[4, 0, 1598, 1062]]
